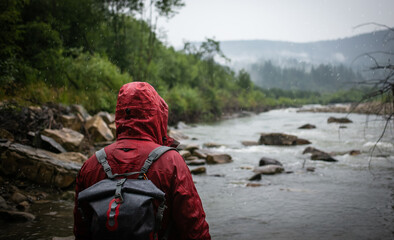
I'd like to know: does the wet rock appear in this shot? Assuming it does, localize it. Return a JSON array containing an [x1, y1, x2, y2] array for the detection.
[[179, 150, 192, 159], [42, 128, 85, 152], [11, 192, 28, 204], [193, 149, 208, 159], [60, 114, 82, 132], [0, 128, 14, 142], [303, 147, 338, 162], [0, 142, 81, 188], [186, 159, 206, 166], [185, 156, 199, 161], [61, 191, 75, 201], [168, 129, 189, 141], [185, 144, 199, 153], [190, 167, 206, 175], [97, 111, 115, 124], [203, 142, 225, 148], [85, 115, 114, 142], [306, 167, 316, 172], [0, 196, 8, 209], [249, 173, 262, 181], [259, 133, 311, 146], [298, 124, 316, 129], [57, 152, 87, 164], [259, 157, 283, 166], [16, 201, 30, 211], [71, 104, 91, 121], [241, 141, 259, 146], [176, 121, 190, 130], [327, 117, 352, 124], [349, 150, 361, 156], [253, 165, 284, 175], [28, 131, 67, 153], [108, 123, 116, 138], [206, 153, 232, 164], [0, 210, 35, 222]]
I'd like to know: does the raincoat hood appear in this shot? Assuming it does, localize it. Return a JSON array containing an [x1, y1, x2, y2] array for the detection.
[[115, 82, 174, 146]]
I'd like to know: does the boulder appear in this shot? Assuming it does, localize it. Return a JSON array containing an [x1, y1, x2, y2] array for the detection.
[[259, 133, 311, 146], [253, 165, 284, 175], [56, 152, 87, 164], [190, 167, 206, 175], [327, 117, 352, 124], [184, 144, 199, 153], [298, 124, 316, 129], [249, 173, 262, 181], [259, 157, 283, 166], [42, 128, 85, 152], [11, 192, 28, 204], [186, 159, 206, 166], [0, 196, 9, 209], [303, 147, 338, 162], [241, 141, 259, 146], [203, 142, 225, 148], [179, 150, 192, 159], [206, 153, 232, 164], [60, 114, 82, 132], [176, 121, 190, 130], [85, 115, 114, 142], [168, 129, 189, 141], [97, 111, 115, 124], [0, 142, 81, 188], [28, 131, 67, 153], [0, 128, 14, 142], [193, 149, 208, 159], [71, 104, 91, 121], [108, 123, 116, 138]]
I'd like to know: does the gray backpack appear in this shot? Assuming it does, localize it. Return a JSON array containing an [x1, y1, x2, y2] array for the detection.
[[77, 146, 176, 240]]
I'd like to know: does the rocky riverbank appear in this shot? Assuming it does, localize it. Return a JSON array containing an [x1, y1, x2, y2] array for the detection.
[[297, 102, 392, 115]]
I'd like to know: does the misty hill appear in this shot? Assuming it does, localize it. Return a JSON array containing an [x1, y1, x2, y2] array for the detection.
[[220, 29, 394, 71]]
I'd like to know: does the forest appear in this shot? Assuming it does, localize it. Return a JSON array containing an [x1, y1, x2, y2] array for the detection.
[[0, 0, 369, 124]]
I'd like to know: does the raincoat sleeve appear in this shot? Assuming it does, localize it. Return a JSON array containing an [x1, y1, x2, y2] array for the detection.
[[170, 154, 211, 240]]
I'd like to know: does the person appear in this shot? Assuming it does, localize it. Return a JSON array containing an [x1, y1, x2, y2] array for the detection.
[[73, 82, 211, 240]]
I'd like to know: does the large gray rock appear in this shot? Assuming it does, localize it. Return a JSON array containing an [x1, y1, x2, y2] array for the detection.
[[303, 147, 338, 162], [0, 142, 81, 188], [168, 129, 189, 141], [85, 115, 114, 142], [71, 104, 91, 121], [298, 124, 316, 129], [42, 128, 85, 152], [259, 133, 311, 146], [206, 153, 232, 164], [253, 165, 284, 175], [327, 117, 352, 124], [60, 114, 82, 132], [97, 112, 115, 125], [259, 157, 283, 166]]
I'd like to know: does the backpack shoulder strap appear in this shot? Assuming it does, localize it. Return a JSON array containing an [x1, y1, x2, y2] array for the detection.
[[95, 148, 115, 179], [138, 146, 176, 180]]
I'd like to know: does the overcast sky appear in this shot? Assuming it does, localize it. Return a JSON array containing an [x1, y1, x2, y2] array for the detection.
[[156, 0, 394, 48]]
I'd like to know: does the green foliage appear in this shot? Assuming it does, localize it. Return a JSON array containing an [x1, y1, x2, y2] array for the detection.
[[1, 0, 372, 124]]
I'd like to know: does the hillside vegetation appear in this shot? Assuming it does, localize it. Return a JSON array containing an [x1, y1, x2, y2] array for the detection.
[[0, 0, 370, 124]]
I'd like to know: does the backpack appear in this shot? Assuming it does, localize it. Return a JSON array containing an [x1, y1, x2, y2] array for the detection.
[[77, 146, 176, 240]]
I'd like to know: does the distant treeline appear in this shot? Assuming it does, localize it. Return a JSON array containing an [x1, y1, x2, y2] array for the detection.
[[249, 61, 364, 92], [0, 0, 369, 124]]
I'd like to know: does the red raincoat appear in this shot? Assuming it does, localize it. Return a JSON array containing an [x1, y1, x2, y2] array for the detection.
[[73, 82, 211, 240]]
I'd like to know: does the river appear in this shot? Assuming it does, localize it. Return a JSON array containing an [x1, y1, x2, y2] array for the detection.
[[2, 107, 393, 239]]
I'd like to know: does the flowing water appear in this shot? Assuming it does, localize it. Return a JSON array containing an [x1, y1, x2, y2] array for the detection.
[[1, 107, 393, 240]]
